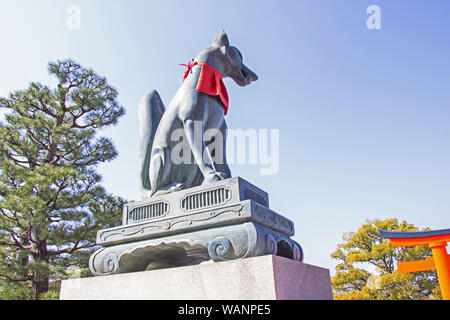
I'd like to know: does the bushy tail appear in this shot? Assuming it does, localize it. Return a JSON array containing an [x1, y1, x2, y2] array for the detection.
[[138, 90, 165, 198]]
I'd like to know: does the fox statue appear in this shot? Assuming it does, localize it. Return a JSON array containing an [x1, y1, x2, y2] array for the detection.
[[138, 31, 258, 198]]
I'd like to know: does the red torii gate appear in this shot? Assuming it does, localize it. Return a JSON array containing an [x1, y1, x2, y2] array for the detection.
[[379, 228, 450, 300]]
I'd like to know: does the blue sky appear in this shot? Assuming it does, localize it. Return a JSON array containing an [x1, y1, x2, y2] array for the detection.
[[1, 0, 449, 273]]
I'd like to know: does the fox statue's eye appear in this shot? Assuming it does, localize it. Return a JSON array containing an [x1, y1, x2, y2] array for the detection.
[[230, 47, 243, 61], [236, 49, 243, 61]]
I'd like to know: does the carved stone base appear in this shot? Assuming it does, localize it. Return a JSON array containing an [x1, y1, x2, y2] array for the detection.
[[89, 177, 304, 276], [90, 221, 302, 275]]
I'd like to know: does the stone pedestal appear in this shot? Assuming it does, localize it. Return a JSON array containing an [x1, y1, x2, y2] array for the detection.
[[60, 255, 333, 300], [77, 177, 333, 300]]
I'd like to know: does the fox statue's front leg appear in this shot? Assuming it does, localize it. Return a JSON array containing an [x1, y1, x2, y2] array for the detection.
[[207, 120, 231, 180], [179, 92, 229, 184], [182, 118, 227, 184]]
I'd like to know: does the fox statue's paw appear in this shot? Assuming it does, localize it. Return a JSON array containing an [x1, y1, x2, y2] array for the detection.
[[204, 171, 228, 184], [152, 183, 185, 197], [170, 183, 185, 192]]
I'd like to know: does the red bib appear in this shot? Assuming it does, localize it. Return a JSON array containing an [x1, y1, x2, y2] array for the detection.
[[181, 61, 229, 115]]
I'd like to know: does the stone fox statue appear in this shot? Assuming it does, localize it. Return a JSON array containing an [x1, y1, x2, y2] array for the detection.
[[138, 31, 258, 198]]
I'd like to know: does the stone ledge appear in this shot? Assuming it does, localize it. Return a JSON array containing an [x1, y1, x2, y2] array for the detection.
[[60, 255, 333, 300], [98, 200, 294, 246]]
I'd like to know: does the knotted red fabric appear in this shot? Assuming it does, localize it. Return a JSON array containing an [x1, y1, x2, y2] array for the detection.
[[179, 59, 198, 83], [180, 60, 229, 115]]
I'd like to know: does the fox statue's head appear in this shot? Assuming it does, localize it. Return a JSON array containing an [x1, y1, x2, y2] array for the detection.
[[198, 30, 258, 87]]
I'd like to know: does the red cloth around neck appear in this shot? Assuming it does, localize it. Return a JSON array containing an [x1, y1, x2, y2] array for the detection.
[[181, 61, 229, 115]]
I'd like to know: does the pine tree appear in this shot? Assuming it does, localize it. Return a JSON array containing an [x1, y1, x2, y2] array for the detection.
[[0, 60, 126, 299], [331, 218, 442, 300]]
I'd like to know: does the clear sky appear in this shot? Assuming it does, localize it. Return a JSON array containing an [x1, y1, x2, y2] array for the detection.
[[1, 0, 449, 274]]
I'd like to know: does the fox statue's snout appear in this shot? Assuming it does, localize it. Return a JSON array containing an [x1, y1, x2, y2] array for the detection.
[[240, 64, 259, 85], [226, 46, 258, 87]]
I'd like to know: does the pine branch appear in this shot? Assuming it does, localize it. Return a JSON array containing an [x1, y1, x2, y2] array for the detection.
[[0, 273, 33, 283], [47, 241, 94, 257]]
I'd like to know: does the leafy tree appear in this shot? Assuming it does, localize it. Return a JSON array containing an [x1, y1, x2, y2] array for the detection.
[[331, 218, 442, 300], [0, 60, 126, 299]]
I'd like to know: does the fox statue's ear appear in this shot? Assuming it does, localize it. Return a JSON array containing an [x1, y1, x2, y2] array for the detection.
[[213, 30, 229, 48]]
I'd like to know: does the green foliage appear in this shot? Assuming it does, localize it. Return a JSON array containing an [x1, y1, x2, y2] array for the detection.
[[38, 290, 59, 300], [331, 218, 442, 300], [0, 277, 33, 300], [0, 59, 126, 299]]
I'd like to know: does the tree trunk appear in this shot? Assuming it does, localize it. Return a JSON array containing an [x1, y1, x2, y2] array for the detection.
[[32, 277, 49, 300], [30, 226, 50, 300]]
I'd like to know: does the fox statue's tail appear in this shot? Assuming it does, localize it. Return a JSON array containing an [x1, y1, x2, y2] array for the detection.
[[138, 90, 165, 198]]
